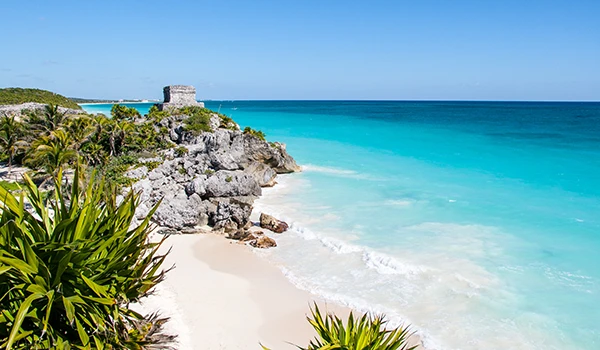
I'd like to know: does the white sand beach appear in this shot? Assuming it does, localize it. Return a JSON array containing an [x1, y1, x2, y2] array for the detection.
[[135, 233, 423, 350]]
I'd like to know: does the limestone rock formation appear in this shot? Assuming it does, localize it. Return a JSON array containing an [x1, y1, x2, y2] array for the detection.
[[129, 103, 299, 236], [158, 85, 205, 111], [259, 213, 289, 233]]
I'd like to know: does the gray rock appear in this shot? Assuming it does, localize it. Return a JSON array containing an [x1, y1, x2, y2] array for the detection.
[[241, 135, 301, 173], [205, 170, 261, 198], [125, 166, 148, 180], [244, 161, 277, 187], [208, 197, 254, 231], [153, 197, 202, 228], [209, 113, 221, 131], [185, 175, 207, 197], [128, 89, 301, 233]]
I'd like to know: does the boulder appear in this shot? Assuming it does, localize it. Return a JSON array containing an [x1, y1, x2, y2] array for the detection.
[[242, 135, 301, 173], [259, 213, 289, 233], [249, 236, 277, 248], [209, 197, 254, 231], [205, 170, 261, 198], [185, 175, 207, 197], [244, 161, 277, 187], [153, 193, 204, 228]]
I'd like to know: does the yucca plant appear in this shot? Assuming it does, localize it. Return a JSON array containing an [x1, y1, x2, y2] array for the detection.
[[287, 304, 417, 350], [0, 168, 174, 349]]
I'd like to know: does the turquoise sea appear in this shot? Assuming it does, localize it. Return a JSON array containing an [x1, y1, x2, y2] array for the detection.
[[82, 101, 600, 349]]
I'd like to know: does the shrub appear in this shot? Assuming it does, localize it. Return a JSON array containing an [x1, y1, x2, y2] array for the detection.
[[0, 169, 174, 349], [111, 104, 141, 121], [104, 154, 138, 186], [225, 176, 233, 183], [218, 114, 238, 130], [178, 106, 213, 135], [262, 304, 416, 350], [174, 146, 189, 158], [147, 105, 169, 121], [204, 169, 215, 176], [243, 127, 266, 141], [144, 160, 162, 171]]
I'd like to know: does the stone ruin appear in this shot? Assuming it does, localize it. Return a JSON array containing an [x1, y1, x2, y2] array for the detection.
[[158, 85, 204, 111]]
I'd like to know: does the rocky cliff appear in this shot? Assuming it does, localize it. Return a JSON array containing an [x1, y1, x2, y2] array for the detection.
[[130, 113, 300, 236]]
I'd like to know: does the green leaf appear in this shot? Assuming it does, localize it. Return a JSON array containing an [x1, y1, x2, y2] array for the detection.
[[81, 274, 109, 298], [6, 293, 43, 350], [62, 296, 75, 324], [0, 256, 37, 274]]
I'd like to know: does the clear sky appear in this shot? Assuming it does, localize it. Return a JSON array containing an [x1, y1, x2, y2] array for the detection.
[[0, 0, 598, 101]]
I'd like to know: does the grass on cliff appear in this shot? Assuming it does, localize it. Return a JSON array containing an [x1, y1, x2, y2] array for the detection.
[[0, 88, 81, 110], [178, 106, 213, 135], [243, 126, 266, 141]]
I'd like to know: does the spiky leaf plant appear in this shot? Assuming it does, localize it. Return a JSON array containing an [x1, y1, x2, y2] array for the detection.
[[294, 304, 417, 350], [0, 168, 174, 349]]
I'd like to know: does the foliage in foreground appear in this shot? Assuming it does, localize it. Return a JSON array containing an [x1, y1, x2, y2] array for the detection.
[[0, 88, 81, 110], [264, 304, 416, 350], [0, 170, 175, 349]]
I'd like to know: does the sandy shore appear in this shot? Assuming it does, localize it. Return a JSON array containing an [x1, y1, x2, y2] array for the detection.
[[135, 233, 423, 349]]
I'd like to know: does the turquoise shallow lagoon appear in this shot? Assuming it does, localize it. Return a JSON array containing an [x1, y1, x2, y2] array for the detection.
[[83, 101, 600, 349]]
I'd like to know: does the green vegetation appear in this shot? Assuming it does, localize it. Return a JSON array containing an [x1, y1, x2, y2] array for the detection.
[[264, 304, 415, 350], [111, 104, 141, 121], [243, 126, 266, 141], [0, 103, 173, 187], [219, 114, 238, 130], [178, 106, 213, 135], [0, 180, 21, 192], [147, 104, 169, 121], [174, 146, 189, 157], [0, 88, 81, 110], [104, 154, 139, 186], [0, 115, 26, 172], [0, 169, 174, 349]]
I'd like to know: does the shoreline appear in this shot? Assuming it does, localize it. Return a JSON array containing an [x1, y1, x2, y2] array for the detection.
[[137, 233, 424, 349]]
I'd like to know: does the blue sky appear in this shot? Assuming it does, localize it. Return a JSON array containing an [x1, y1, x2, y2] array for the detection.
[[0, 0, 598, 100]]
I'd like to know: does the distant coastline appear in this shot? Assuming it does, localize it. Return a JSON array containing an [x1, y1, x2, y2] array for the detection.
[[78, 101, 159, 105]]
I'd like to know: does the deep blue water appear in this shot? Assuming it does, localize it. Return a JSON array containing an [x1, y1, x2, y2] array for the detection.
[[82, 101, 600, 350]]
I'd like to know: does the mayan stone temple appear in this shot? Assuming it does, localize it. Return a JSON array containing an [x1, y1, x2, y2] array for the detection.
[[158, 85, 204, 111]]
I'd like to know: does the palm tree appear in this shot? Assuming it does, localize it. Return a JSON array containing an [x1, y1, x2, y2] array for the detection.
[[26, 104, 67, 135], [0, 115, 27, 174], [26, 129, 78, 179], [64, 115, 93, 150], [105, 119, 134, 156]]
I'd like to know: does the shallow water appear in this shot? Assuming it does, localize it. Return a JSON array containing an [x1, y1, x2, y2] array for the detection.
[[83, 101, 600, 349]]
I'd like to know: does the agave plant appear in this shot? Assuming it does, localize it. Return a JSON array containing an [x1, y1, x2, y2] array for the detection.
[[278, 304, 417, 350], [0, 168, 174, 349]]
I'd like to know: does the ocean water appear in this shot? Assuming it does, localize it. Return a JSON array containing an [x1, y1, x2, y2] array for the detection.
[[82, 101, 600, 349]]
